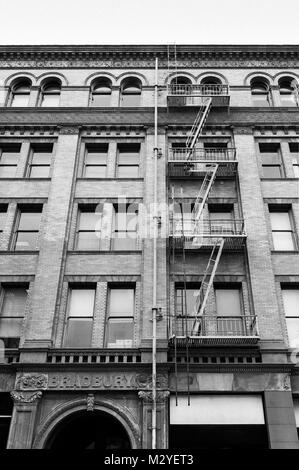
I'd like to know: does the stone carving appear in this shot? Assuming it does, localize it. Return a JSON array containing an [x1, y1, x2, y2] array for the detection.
[[138, 390, 170, 404], [86, 394, 95, 411], [59, 126, 80, 135], [10, 391, 42, 404], [136, 373, 168, 390], [16, 373, 48, 391], [283, 375, 291, 391]]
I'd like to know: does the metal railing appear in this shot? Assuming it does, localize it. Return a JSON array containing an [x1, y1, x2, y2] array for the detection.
[[168, 84, 230, 96], [171, 315, 258, 338], [169, 147, 236, 162], [170, 218, 245, 238]]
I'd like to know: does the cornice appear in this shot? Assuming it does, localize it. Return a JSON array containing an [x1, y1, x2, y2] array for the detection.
[[1, 45, 299, 67]]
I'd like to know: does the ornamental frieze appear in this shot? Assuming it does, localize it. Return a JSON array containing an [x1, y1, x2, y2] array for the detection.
[[15, 373, 48, 391]]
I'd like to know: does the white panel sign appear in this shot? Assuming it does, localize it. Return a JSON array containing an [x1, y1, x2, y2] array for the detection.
[[170, 395, 265, 425]]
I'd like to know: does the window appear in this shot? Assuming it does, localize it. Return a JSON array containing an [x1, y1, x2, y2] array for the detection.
[[175, 285, 200, 316], [281, 287, 299, 347], [83, 144, 108, 178], [0, 144, 21, 178], [10, 79, 31, 107], [200, 76, 222, 95], [269, 207, 295, 251], [117, 144, 140, 177], [75, 206, 102, 250], [215, 286, 244, 335], [169, 76, 192, 94], [106, 287, 134, 348], [90, 78, 112, 107], [14, 206, 42, 251], [209, 206, 234, 234], [0, 206, 7, 238], [40, 80, 61, 107], [112, 204, 138, 250], [0, 393, 13, 449], [204, 141, 228, 158], [64, 287, 95, 348], [278, 77, 297, 107], [259, 143, 283, 178], [27, 144, 53, 178], [0, 285, 28, 348], [289, 143, 299, 177], [250, 78, 271, 106], [120, 78, 142, 107]]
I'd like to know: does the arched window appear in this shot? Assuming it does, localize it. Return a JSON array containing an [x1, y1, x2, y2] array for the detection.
[[278, 77, 298, 107], [90, 78, 112, 106], [120, 78, 142, 107], [40, 79, 61, 107], [250, 78, 271, 106], [170, 76, 192, 94], [200, 76, 223, 95], [10, 79, 31, 107]]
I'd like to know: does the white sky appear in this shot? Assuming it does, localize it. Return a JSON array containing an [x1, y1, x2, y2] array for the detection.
[[0, 0, 299, 45]]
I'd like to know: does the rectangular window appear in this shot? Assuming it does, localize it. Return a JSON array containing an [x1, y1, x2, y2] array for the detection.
[[259, 143, 283, 178], [14, 206, 42, 251], [289, 143, 299, 177], [0, 285, 28, 348], [209, 206, 234, 234], [269, 208, 295, 251], [0, 144, 21, 178], [175, 285, 200, 316], [64, 287, 95, 348], [0, 206, 7, 238], [112, 204, 138, 250], [83, 144, 108, 178], [28, 144, 53, 178], [117, 144, 140, 178], [281, 287, 299, 348], [106, 287, 134, 348], [75, 206, 102, 250], [215, 286, 244, 335]]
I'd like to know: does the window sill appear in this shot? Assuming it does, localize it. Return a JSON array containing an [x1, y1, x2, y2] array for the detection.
[[76, 177, 143, 181], [261, 178, 298, 181], [0, 250, 39, 254], [68, 250, 142, 254], [271, 250, 299, 254], [0, 177, 50, 181]]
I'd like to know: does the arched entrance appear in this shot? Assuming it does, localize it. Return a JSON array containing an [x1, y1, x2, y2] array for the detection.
[[46, 410, 131, 449]]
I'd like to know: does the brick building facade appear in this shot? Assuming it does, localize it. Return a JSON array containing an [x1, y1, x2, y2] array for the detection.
[[0, 45, 298, 449]]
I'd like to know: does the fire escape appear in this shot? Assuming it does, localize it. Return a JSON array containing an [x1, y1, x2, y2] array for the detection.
[[167, 82, 259, 351]]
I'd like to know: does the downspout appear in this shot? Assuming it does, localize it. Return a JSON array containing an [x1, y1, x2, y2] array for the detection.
[[152, 57, 159, 450]]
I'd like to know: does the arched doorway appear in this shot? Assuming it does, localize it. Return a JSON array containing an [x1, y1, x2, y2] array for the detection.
[[46, 410, 131, 449]]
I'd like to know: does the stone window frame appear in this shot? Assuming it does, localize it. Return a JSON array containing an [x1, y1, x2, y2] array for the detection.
[[10, 203, 44, 252], [266, 202, 299, 252], [25, 140, 56, 179], [255, 137, 299, 180], [55, 276, 141, 349]]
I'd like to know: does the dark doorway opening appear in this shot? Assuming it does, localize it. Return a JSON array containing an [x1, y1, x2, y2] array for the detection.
[[47, 410, 131, 449], [169, 424, 268, 449], [0, 393, 13, 449]]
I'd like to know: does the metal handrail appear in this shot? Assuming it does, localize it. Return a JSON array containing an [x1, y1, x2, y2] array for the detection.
[[170, 218, 246, 237], [171, 315, 258, 337], [168, 84, 230, 96], [169, 147, 237, 162]]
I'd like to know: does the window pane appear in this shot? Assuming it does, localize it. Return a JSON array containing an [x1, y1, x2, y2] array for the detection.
[[0, 212, 5, 231], [176, 288, 199, 316], [29, 166, 50, 178], [109, 289, 134, 316], [31, 153, 52, 165], [1, 288, 27, 317], [113, 236, 137, 250], [11, 95, 29, 107], [260, 154, 280, 164], [69, 289, 95, 317], [209, 212, 232, 220], [215, 289, 241, 317], [0, 318, 23, 337], [64, 318, 93, 347], [270, 212, 292, 231], [0, 153, 19, 165], [15, 232, 38, 250], [121, 95, 141, 107], [118, 153, 139, 164], [272, 232, 294, 250], [286, 318, 299, 348], [77, 232, 101, 250], [118, 166, 139, 178], [282, 289, 299, 317], [280, 95, 296, 107], [262, 166, 281, 178], [106, 318, 133, 347], [79, 212, 101, 230], [91, 94, 111, 107], [41, 95, 60, 107], [293, 165, 299, 177], [18, 212, 41, 231], [252, 96, 269, 106], [85, 153, 107, 165], [84, 166, 106, 178], [0, 166, 17, 178]]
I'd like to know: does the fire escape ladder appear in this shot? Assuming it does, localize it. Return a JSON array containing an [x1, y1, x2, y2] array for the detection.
[[190, 238, 225, 335], [191, 163, 218, 225], [185, 97, 212, 158]]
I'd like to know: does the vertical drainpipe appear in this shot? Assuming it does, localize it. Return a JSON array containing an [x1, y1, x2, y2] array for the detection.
[[152, 57, 159, 450]]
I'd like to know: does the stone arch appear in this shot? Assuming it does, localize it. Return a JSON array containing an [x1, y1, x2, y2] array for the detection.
[[197, 71, 228, 85], [273, 71, 299, 86], [4, 72, 36, 87], [116, 71, 149, 86], [244, 71, 274, 86], [32, 397, 141, 449], [36, 72, 68, 86], [164, 71, 196, 85], [85, 72, 117, 87]]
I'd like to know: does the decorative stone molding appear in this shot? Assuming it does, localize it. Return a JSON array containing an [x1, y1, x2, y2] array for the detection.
[[10, 391, 42, 404], [59, 125, 80, 135], [15, 373, 48, 391], [136, 373, 168, 389], [138, 391, 170, 404], [86, 394, 95, 412]]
